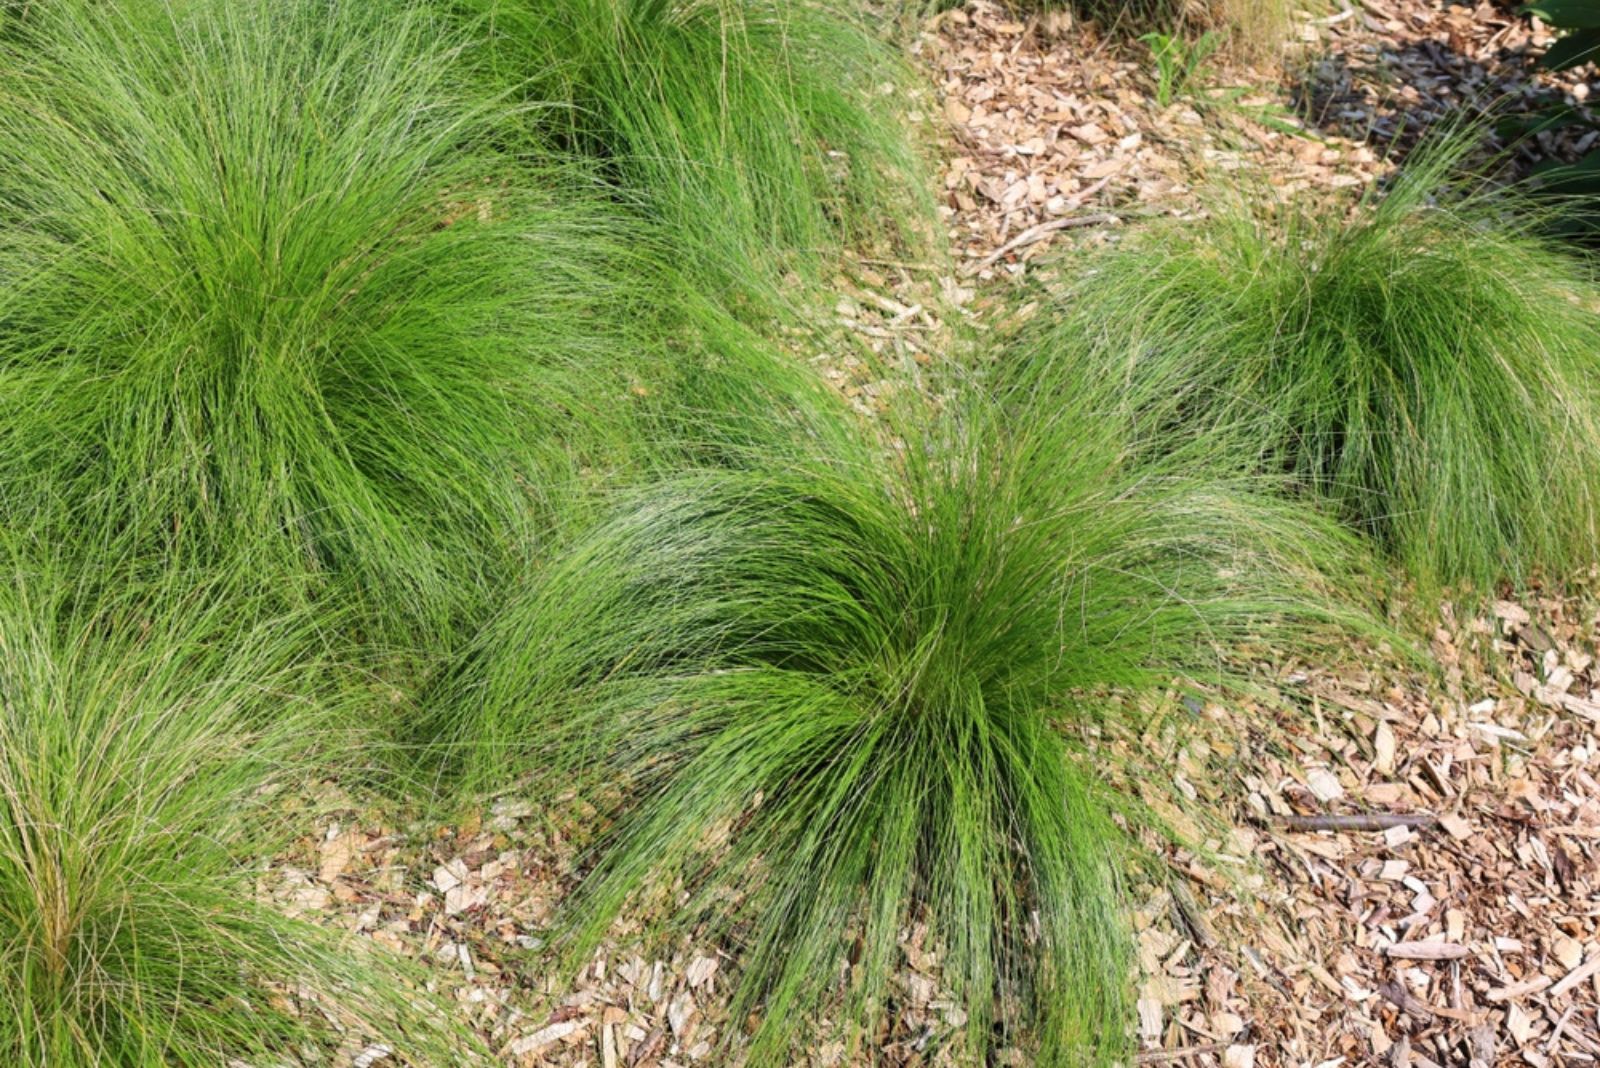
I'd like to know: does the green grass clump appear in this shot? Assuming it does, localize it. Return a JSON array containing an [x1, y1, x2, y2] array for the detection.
[[437, 364, 1365, 1063], [0, 0, 649, 642], [461, 0, 935, 302], [0, 552, 469, 1067], [1021, 160, 1600, 601]]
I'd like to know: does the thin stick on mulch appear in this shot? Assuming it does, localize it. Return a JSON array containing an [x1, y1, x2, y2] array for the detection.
[[1263, 811, 1439, 832], [1134, 1042, 1230, 1063], [960, 212, 1119, 276]]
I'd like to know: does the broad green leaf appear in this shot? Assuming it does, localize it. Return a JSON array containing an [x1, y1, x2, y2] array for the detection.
[[1523, 0, 1600, 28], [1542, 25, 1600, 67]]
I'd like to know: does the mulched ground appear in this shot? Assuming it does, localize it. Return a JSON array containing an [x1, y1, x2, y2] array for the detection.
[[930, 0, 1598, 278], [1113, 590, 1600, 1068], [268, 586, 1600, 1068], [266, 4, 1600, 1065]]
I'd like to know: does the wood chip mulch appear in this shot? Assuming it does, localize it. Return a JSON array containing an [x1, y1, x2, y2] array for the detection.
[[1110, 589, 1600, 1068], [1294, 0, 1598, 168], [928, 0, 1599, 280], [925, 1, 1385, 279], [264, 587, 1600, 1067]]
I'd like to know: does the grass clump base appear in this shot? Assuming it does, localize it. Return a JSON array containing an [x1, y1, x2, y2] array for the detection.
[[1117, 0, 1296, 57], [438, 366, 1367, 1063], [902, 0, 1294, 60], [1022, 156, 1600, 603]]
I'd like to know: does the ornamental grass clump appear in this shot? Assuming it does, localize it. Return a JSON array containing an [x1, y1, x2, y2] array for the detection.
[[1021, 157, 1600, 601], [462, 0, 935, 300], [0, 0, 649, 642], [438, 362, 1366, 1063], [0, 552, 469, 1067]]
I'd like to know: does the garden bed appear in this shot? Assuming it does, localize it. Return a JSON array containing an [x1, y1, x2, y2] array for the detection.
[[261, 4, 1600, 1065]]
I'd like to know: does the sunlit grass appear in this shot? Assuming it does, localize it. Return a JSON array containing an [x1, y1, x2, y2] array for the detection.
[[435, 351, 1369, 1062], [460, 0, 938, 305], [0, 0, 657, 644], [1017, 150, 1600, 602], [0, 546, 474, 1067]]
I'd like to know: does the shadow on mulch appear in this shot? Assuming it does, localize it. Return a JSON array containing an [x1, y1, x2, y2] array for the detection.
[[1283, 3, 1596, 179]]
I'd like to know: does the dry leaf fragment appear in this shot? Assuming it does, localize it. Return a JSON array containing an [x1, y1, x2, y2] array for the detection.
[[1507, 1002, 1535, 1045], [1224, 1045, 1256, 1068], [602, 1024, 619, 1068], [1136, 997, 1163, 1043], [1375, 721, 1397, 775], [685, 955, 718, 989], [431, 859, 466, 894], [667, 991, 696, 1037], [1494, 601, 1532, 627], [443, 882, 486, 916], [1068, 123, 1109, 145]]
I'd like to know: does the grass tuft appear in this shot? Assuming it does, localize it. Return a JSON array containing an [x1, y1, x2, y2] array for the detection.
[[1097, 0, 1295, 57], [460, 0, 937, 301], [0, 0, 649, 642], [1018, 152, 1600, 602], [437, 363, 1368, 1063], [0, 548, 474, 1067]]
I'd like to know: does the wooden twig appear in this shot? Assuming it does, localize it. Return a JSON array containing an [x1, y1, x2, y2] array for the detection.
[[1383, 941, 1470, 961], [1487, 974, 1552, 1002], [1168, 878, 1217, 950], [1376, 980, 1486, 1025], [1377, 978, 1435, 1020], [1135, 1043, 1229, 1063], [852, 257, 938, 272], [1549, 951, 1600, 998], [1264, 811, 1439, 833], [962, 212, 1119, 275]]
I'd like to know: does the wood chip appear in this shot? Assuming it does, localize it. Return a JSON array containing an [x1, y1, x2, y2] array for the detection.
[[1383, 941, 1470, 961], [1548, 951, 1600, 998]]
